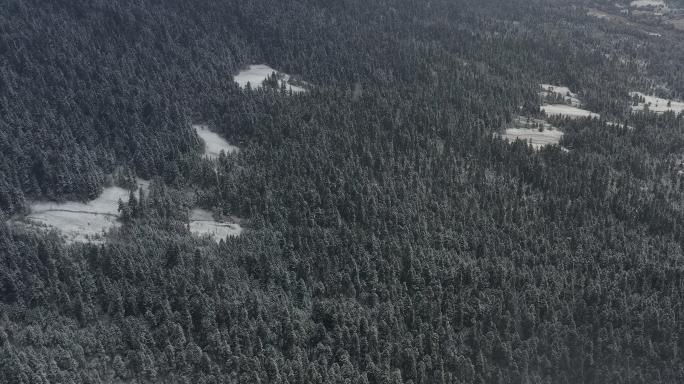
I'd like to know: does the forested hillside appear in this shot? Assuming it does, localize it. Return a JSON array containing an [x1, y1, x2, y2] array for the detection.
[[2, 0, 684, 382]]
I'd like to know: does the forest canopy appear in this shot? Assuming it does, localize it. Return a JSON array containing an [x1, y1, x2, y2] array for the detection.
[[2, 0, 684, 383]]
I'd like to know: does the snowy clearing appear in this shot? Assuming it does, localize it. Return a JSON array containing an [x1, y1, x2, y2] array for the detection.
[[18, 180, 243, 244], [667, 18, 684, 31], [587, 10, 610, 19], [234, 64, 307, 93], [540, 84, 581, 107], [630, 92, 684, 114], [630, 0, 666, 7], [542, 104, 600, 118], [15, 125, 244, 244], [189, 209, 243, 243], [499, 128, 564, 149], [23, 210, 116, 244], [22, 179, 150, 244], [495, 117, 565, 149], [194, 125, 239, 159]]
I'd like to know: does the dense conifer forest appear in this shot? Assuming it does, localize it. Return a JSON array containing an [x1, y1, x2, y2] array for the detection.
[[2, 0, 684, 382]]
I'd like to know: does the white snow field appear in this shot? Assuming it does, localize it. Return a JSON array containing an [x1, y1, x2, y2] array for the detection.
[[194, 125, 239, 159], [189, 209, 243, 243], [629, 92, 684, 114], [496, 117, 565, 149], [540, 84, 581, 107], [587, 11, 609, 19], [667, 18, 684, 31], [234, 64, 307, 93], [539, 84, 599, 117], [22, 175, 243, 243], [630, 0, 666, 7], [24, 179, 150, 244], [542, 104, 600, 118], [500, 128, 564, 149], [16, 124, 245, 244]]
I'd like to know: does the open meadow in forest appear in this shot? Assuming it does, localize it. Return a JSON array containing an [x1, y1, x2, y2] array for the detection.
[[234, 64, 307, 93]]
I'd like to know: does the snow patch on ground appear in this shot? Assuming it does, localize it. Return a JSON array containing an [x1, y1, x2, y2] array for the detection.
[[21, 179, 150, 244], [496, 117, 565, 149], [234, 64, 307, 93], [631, 0, 666, 7], [667, 18, 684, 31], [17, 180, 244, 244], [539, 84, 599, 118], [15, 124, 247, 244], [194, 125, 239, 159], [542, 104, 600, 118], [540, 84, 581, 107], [189, 209, 243, 243], [500, 128, 563, 149], [629, 92, 684, 114], [587, 10, 610, 19]]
